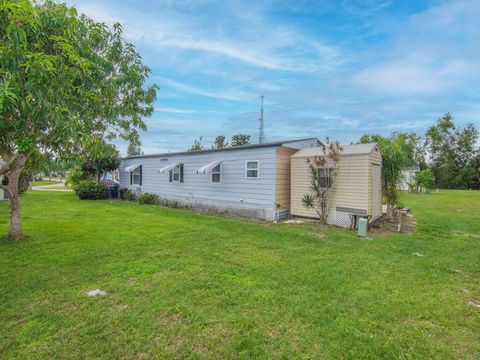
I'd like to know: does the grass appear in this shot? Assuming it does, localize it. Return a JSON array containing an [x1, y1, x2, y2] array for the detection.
[[31, 180, 62, 187], [0, 190, 479, 359]]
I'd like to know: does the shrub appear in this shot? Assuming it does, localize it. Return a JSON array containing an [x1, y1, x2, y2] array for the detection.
[[124, 189, 137, 201], [119, 187, 129, 200], [168, 200, 181, 208], [75, 180, 109, 200], [414, 169, 436, 191], [138, 192, 159, 205], [67, 167, 91, 189]]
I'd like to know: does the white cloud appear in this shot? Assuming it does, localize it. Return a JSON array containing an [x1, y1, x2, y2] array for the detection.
[[65, 0, 341, 73], [154, 107, 196, 114], [158, 77, 252, 101], [353, 60, 471, 95]]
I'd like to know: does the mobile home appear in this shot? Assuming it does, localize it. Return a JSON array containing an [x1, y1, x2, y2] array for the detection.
[[119, 138, 320, 221], [290, 143, 382, 227]]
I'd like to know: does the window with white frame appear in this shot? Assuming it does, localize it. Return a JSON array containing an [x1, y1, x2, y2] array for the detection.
[[211, 164, 221, 183], [245, 161, 259, 179], [172, 164, 180, 182], [132, 166, 141, 185], [318, 168, 333, 188]]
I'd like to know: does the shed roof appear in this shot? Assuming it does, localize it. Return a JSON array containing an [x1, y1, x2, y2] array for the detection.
[[123, 137, 321, 160], [291, 143, 379, 158]]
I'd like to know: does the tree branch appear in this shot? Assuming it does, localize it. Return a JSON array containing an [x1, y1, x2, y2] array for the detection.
[[0, 153, 19, 176]]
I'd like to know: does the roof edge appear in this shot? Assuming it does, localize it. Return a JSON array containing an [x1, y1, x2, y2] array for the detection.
[[122, 137, 320, 160]]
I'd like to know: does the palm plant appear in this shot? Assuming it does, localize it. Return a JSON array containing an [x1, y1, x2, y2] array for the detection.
[[382, 143, 405, 217], [302, 140, 342, 224]]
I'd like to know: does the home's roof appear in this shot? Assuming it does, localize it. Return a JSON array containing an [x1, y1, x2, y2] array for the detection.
[[291, 143, 379, 158], [123, 138, 320, 160]]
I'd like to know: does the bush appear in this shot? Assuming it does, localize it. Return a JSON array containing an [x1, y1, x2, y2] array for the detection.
[[119, 187, 129, 200], [124, 189, 137, 201], [67, 167, 91, 189], [414, 169, 436, 191], [138, 192, 159, 205], [75, 180, 109, 200]]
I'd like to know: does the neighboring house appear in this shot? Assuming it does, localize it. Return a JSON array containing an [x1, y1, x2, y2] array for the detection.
[[290, 143, 382, 228], [120, 138, 321, 221], [398, 167, 420, 191]]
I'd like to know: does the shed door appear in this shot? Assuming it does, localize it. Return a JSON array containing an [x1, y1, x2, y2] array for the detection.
[[371, 164, 381, 218]]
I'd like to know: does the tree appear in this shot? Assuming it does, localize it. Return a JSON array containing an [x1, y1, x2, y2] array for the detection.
[[231, 133, 251, 147], [188, 136, 204, 151], [0, 1, 157, 239], [359, 132, 425, 168], [425, 113, 479, 189], [302, 139, 342, 224], [127, 136, 142, 157], [80, 141, 120, 183], [381, 143, 405, 217], [413, 169, 435, 192], [213, 135, 228, 149]]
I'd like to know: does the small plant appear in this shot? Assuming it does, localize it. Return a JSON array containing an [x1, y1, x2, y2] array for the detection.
[[74, 180, 109, 200], [138, 192, 159, 205], [119, 187, 129, 200], [302, 139, 342, 224], [124, 190, 137, 201], [169, 200, 181, 208]]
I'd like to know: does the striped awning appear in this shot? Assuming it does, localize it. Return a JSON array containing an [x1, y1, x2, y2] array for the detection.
[[124, 164, 141, 173], [159, 161, 180, 174], [195, 160, 221, 174]]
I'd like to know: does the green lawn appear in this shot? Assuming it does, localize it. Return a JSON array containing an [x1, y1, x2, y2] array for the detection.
[[0, 191, 479, 359], [31, 180, 62, 187]]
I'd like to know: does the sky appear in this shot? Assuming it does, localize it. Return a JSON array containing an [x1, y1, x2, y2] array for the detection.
[[64, 0, 480, 155]]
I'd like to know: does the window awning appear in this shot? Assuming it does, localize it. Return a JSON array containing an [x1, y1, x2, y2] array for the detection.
[[124, 164, 141, 173], [159, 161, 180, 174], [195, 160, 221, 174]]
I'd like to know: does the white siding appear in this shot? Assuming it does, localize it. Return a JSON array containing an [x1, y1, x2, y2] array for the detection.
[[120, 147, 278, 220], [284, 139, 320, 149]]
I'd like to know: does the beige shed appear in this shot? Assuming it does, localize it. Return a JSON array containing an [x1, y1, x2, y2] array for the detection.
[[290, 143, 382, 227]]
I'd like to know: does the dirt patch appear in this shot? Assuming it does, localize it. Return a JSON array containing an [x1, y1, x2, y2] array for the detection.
[[370, 211, 417, 236]]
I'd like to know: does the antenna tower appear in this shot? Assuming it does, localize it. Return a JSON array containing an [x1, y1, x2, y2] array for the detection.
[[259, 95, 265, 143]]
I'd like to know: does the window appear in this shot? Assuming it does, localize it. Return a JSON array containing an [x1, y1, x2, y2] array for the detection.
[[318, 168, 332, 188], [172, 164, 180, 182], [211, 164, 221, 183], [132, 166, 141, 185], [245, 161, 259, 179]]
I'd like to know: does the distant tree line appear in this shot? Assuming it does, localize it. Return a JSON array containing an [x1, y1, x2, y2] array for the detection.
[[359, 113, 480, 189], [188, 133, 252, 151]]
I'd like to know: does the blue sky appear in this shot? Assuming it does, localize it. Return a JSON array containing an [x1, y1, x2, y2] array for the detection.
[[65, 0, 480, 155]]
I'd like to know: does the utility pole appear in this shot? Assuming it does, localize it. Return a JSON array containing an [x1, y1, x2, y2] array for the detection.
[[259, 95, 265, 143]]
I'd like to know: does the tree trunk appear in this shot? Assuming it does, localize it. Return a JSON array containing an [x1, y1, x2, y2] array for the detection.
[[2, 155, 27, 240], [8, 189, 23, 240]]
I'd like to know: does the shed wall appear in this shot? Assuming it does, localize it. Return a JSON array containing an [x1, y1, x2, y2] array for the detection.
[[368, 148, 383, 219], [290, 154, 371, 225], [275, 147, 297, 210]]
